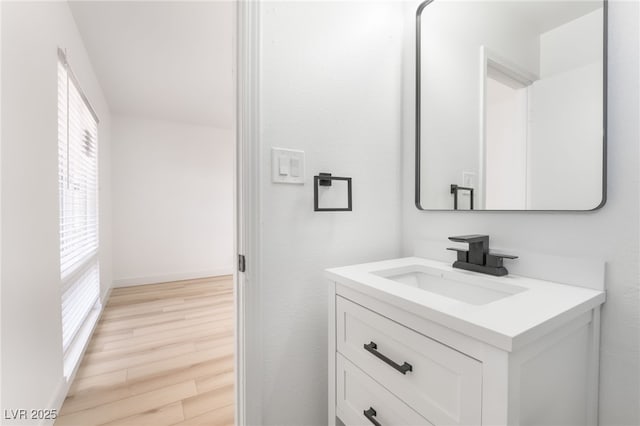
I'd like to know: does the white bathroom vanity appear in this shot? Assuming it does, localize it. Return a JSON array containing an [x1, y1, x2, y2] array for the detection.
[[327, 257, 605, 426]]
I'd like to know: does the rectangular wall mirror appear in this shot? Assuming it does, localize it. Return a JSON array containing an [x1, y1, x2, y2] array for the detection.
[[416, 0, 606, 211]]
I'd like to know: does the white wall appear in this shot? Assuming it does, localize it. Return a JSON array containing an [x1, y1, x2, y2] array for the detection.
[[540, 8, 604, 78], [1, 1, 112, 422], [527, 9, 604, 210], [111, 115, 234, 285], [528, 62, 603, 209], [258, 2, 404, 424], [402, 1, 640, 424]]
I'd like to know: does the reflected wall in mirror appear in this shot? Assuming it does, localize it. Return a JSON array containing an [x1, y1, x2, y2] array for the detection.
[[416, 0, 606, 211]]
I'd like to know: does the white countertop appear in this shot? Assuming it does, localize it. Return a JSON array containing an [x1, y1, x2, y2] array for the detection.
[[326, 257, 605, 351]]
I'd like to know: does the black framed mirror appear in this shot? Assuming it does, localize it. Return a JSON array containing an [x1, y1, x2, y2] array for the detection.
[[416, 0, 607, 211]]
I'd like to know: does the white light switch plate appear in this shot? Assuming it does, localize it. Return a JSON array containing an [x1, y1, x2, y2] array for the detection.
[[272, 148, 305, 184], [462, 172, 476, 193]]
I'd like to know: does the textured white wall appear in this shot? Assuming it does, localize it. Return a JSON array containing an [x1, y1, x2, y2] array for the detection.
[[402, 1, 639, 424], [259, 2, 404, 424], [1, 1, 112, 421], [111, 115, 234, 285]]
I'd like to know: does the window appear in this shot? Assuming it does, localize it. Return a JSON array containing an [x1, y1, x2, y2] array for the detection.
[[57, 49, 100, 363]]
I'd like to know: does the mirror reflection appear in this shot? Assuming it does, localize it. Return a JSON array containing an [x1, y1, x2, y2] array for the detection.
[[417, 0, 605, 211]]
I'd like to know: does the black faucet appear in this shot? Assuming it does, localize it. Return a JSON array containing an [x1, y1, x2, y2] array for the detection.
[[447, 235, 518, 277]]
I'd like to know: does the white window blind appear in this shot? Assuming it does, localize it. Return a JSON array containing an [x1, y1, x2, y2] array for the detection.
[[58, 49, 100, 354]]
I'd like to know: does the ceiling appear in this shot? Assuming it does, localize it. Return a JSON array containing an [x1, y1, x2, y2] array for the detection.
[[499, 1, 603, 34], [69, 1, 233, 129]]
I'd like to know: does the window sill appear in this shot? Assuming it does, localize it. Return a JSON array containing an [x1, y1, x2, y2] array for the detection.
[[63, 300, 102, 380]]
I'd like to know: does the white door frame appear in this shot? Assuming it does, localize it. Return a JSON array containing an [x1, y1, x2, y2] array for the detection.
[[235, 1, 262, 425]]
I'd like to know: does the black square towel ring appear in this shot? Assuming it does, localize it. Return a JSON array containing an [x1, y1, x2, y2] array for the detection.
[[450, 184, 474, 210], [314, 173, 352, 212]]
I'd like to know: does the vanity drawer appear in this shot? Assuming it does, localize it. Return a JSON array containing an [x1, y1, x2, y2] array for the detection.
[[336, 296, 482, 425], [337, 353, 432, 426]]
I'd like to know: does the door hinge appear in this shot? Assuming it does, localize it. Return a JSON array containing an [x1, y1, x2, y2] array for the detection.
[[238, 254, 246, 273]]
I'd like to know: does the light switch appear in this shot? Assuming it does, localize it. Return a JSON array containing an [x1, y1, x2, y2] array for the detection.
[[272, 148, 305, 184], [290, 158, 301, 177], [279, 156, 290, 175]]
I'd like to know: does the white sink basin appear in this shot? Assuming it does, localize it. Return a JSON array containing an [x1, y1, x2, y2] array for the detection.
[[372, 264, 527, 305]]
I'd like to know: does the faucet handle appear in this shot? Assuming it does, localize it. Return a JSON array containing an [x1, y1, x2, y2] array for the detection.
[[448, 235, 489, 244], [446, 247, 468, 262], [486, 252, 519, 268]]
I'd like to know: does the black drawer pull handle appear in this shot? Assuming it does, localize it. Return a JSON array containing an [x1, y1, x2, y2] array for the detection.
[[363, 407, 381, 426], [363, 341, 413, 374]]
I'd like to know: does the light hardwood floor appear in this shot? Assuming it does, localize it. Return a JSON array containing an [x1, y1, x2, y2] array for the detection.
[[56, 276, 234, 426]]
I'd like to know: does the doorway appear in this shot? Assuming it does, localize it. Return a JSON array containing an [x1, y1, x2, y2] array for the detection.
[[485, 68, 529, 209], [480, 47, 536, 210], [54, 2, 238, 425]]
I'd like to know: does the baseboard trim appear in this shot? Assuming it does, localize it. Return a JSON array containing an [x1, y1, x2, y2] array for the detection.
[[112, 268, 234, 288], [43, 377, 67, 426], [101, 286, 112, 305]]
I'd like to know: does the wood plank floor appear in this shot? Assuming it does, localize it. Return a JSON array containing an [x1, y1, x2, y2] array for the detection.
[[56, 276, 234, 426]]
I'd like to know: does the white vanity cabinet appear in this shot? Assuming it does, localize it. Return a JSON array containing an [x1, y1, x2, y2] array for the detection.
[[327, 258, 605, 426]]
